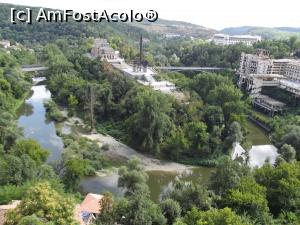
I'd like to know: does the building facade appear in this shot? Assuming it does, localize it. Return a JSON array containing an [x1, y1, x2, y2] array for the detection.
[[213, 34, 261, 46], [91, 38, 117, 60], [238, 50, 300, 112], [239, 50, 300, 82]]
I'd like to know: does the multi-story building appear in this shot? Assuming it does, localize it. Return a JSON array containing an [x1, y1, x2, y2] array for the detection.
[[238, 50, 300, 113], [239, 51, 272, 75], [213, 34, 261, 46], [284, 60, 300, 82], [239, 50, 300, 82], [91, 38, 117, 60]]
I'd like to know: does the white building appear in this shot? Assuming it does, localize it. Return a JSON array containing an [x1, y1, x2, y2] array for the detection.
[[239, 50, 300, 82], [238, 50, 300, 98], [90, 37, 177, 94], [213, 34, 261, 46]]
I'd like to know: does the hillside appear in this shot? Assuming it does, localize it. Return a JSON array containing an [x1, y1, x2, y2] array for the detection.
[[0, 3, 155, 46], [130, 19, 216, 39], [0, 3, 215, 48], [221, 26, 300, 39]]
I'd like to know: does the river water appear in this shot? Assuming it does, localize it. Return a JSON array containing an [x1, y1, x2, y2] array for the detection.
[[17, 79, 278, 202], [17, 81, 64, 162]]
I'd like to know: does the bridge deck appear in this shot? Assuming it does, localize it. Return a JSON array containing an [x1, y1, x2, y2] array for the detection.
[[21, 66, 48, 72], [155, 66, 226, 71]]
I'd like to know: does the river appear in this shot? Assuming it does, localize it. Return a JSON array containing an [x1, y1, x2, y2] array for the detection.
[[17, 79, 64, 162], [17, 78, 278, 202]]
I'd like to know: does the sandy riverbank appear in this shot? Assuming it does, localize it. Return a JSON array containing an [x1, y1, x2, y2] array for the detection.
[[81, 133, 193, 172], [60, 112, 192, 172]]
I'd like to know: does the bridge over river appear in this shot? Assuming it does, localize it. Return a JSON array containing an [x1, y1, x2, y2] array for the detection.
[[21, 65, 48, 72], [21, 65, 226, 73], [154, 66, 227, 72]]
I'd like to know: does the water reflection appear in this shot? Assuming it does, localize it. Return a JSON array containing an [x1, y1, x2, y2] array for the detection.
[[17, 84, 64, 162], [80, 167, 213, 203]]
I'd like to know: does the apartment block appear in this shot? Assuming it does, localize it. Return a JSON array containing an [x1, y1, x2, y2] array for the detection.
[[213, 34, 261, 46]]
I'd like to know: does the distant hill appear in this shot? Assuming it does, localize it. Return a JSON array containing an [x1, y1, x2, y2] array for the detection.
[[0, 3, 159, 46], [221, 26, 300, 39], [130, 19, 216, 39], [0, 2, 215, 48]]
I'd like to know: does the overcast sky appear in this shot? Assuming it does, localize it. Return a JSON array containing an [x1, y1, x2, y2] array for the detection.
[[1, 0, 300, 30]]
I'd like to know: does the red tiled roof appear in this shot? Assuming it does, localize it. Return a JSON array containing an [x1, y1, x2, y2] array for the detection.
[[79, 193, 103, 214]]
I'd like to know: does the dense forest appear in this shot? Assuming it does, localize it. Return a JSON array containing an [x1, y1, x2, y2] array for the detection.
[[0, 2, 299, 225]]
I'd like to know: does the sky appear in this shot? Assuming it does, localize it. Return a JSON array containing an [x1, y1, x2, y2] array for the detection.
[[1, 0, 300, 30]]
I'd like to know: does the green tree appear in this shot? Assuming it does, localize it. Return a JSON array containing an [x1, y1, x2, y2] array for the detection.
[[222, 177, 271, 224], [209, 157, 250, 196], [162, 127, 189, 160], [62, 158, 89, 191], [114, 158, 166, 225], [184, 121, 209, 156], [225, 121, 244, 144], [96, 192, 115, 225], [4, 182, 77, 225], [159, 199, 181, 225], [17, 215, 50, 225], [67, 94, 78, 116], [118, 157, 149, 197], [254, 162, 300, 215], [12, 139, 49, 165], [279, 144, 296, 163], [280, 125, 300, 160], [177, 207, 253, 225], [190, 73, 231, 102], [162, 180, 211, 214], [126, 90, 172, 155]]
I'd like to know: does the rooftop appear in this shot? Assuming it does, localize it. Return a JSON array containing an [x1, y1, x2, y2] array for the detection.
[[280, 79, 300, 91], [75, 193, 103, 225], [80, 193, 103, 214], [256, 95, 286, 107], [248, 74, 284, 79]]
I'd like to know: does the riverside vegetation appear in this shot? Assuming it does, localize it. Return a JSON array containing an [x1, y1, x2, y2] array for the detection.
[[0, 3, 299, 224]]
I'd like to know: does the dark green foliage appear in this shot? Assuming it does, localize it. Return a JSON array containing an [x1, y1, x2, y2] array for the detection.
[[62, 135, 109, 172], [279, 144, 296, 163], [209, 157, 250, 196], [44, 100, 66, 122], [160, 199, 181, 225], [162, 180, 212, 214], [62, 158, 89, 191], [118, 157, 149, 197], [177, 207, 253, 225], [254, 162, 300, 216], [98, 158, 167, 225], [221, 177, 272, 224], [0, 138, 55, 186], [179, 42, 254, 68], [125, 90, 172, 155], [12, 139, 49, 165]]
